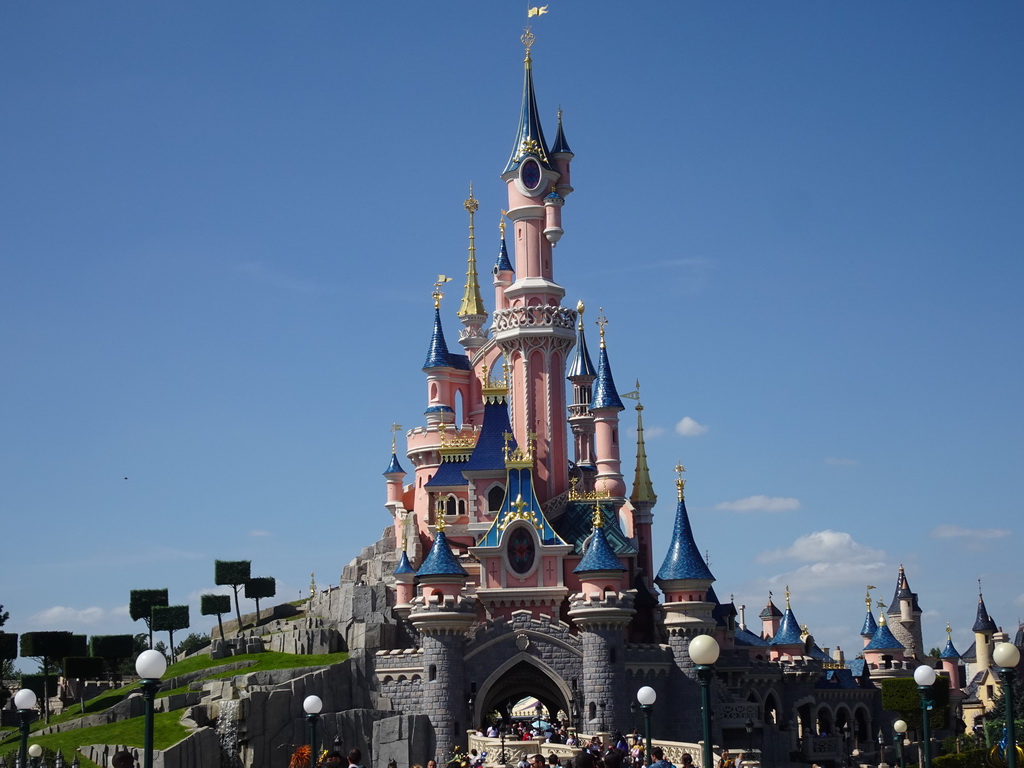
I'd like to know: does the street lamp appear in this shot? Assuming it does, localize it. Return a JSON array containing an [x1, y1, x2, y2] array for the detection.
[[745, 719, 754, 763], [690, 634, 720, 768], [877, 728, 886, 766], [841, 723, 851, 768], [499, 718, 508, 767], [637, 686, 656, 766], [914, 665, 937, 768], [893, 720, 908, 768], [304, 695, 323, 765], [14, 687, 38, 768], [136, 649, 167, 768], [994, 642, 1021, 768], [29, 743, 43, 768]]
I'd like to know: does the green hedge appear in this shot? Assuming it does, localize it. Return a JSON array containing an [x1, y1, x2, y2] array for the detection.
[[129, 589, 168, 622], [200, 594, 231, 616], [152, 605, 190, 632], [89, 634, 134, 660], [0, 633, 17, 661], [881, 674, 950, 730], [933, 747, 988, 768]]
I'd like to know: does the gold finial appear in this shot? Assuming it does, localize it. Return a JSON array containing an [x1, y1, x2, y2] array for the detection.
[[503, 431, 514, 461], [435, 498, 447, 532], [946, 622, 952, 639], [521, 26, 536, 59], [499, 217, 506, 239], [675, 462, 686, 501], [459, 184, 486, 318], [390, 423, 402, 452], [464, 183, 479, 213], [592, 498, 604, 529], [576, 300, 585, 330], [865, 585, 876, 612], [596, 307, 608, 348], [433, 275, 452, 309], [309, 572, 316, 597], [785, 585, 791, 609]]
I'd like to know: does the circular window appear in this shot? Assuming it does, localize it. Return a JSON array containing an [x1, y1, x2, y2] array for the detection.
[[507, 527, 536, 574], [521, 158, 542, 191]]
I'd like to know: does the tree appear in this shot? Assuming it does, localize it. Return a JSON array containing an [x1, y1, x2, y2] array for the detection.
[[215, 560, 251, 631], [90, 635, 135, 684], [175, 632, 210, 658], [201, 594, 232, 641], [63, 656, 108, 713], [985, 671, 1024, 744], [881, 675, 951, 732], [151, 605, 190, 660], [129, 589, 169, 649], [0, 604, 8, 627], [245, 577, 277, 624], [20, 632, 86, 723], [0, 631, 17, 709]]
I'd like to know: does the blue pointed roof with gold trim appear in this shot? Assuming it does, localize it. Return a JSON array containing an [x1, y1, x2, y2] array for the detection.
[[770, 600, 804, 646], [495, 233, 513, 273], [417, 529, 468, 579], [477, 464, 565, 548], [503, 30, 553, 176], [574, 508, 626, 574], [393, 550, 416, 576], [973, 593, 997, 632], [591, 344, 624, 411], [384, 451, 405, 476], [861, 609, 878, 637], [865, 615, 904, 651], [656, 479, 713, 583], [567, 305, 596, 380]]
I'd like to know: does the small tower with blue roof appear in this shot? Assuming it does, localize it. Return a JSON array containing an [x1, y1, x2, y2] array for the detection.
[[567, 301, 598, 478], [568, 498, 635, 741], [492, 219, 514, 314], [590, 309, 626, 498], [886, 564, 924, 659], [860, 587, 879, 648], [940, 622, 963, 688], [973, 588, 998, 671], [862, 603, 907, 675], [769, 587, 808, 661]]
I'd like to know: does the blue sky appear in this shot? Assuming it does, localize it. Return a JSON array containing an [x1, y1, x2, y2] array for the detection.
[[2, 1, 1022, 668]]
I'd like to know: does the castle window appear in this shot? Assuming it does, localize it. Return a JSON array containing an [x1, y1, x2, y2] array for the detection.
[[458, 499, 467, 517], [488, 485, 505, 512], [588, 702, 596, 721], [446, 496, 457, 516], [429, 664, 437, 681]]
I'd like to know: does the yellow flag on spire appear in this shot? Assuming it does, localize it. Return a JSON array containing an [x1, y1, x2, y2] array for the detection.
[[528, 5, 549, 17]]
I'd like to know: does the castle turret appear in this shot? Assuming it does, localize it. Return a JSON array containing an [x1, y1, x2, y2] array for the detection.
[[409, 514, 475, 761], [759, 596, 783, 640], [941, 623, 962, 688], [973, 590, 998, 671], [492, 220, 514, 314], [628, 384, 657, 582], [457, 186, 488, 354], [423, 279, 461, 428], [590, 311, 626, 498], [861, 588, 879, 648], [768, 588, 807, 661], [550, 108, 574, 198], [568, 500, 633, 735], [493, 30, 575, 503], [863, 608, 906, 673], [567, 301, 597, 477], [886, 565, 923, 658]]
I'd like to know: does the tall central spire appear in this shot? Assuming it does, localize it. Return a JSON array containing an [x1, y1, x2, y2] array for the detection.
[[457, 185, 488, 351], [503, 27, 552, 176]]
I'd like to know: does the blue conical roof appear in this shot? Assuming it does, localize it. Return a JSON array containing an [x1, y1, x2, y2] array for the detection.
[[770, 606, 803, 646], [464, 397, 515, 472], [384, 451, 405, 476], [861, 610, 878, 637], [973, 594, 997, 632], [503, 47, 553, 176], [574, 516, 626, 574], [477, 465, 565, 548], [416, 530, 468, 579], [567, 316, 596, 379], [759, 598, 783, 620], [656, 495, 714, 582], [423, 308, 452, 370], [495, 234, 513, 273], [393, 550, 416, 575], [591, 345, 624, 411], [941, 635, 961, 659], [864, 620, 904, 651], [551, 111, 572, 155]]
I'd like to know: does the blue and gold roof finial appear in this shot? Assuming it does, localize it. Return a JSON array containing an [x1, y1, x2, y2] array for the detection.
[[432, 274, 452, 310], [504, 25, 552, 174], [591, 308, 625, 411], [596, 307, 608, 349], [384, 423, 406, 475], [675, 462, 686, 501], [434, 497, 447, 532], [458, 185, 487, 319], [503, 429, 537, 467]]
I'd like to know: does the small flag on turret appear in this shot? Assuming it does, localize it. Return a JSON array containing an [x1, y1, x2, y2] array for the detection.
[[528, 5, 549, 17]]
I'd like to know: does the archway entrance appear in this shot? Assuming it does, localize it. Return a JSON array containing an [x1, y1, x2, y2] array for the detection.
[[475, 659, 573, 733]]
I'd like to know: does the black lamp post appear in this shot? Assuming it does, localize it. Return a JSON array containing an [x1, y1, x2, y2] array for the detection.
[[499, 719, 508, 767], [994, 642, 1021, 768], [745, 719, 754, 763], [689, 635, 720, 768], [135, 650, 167, 768], [877, 728, 885, 766], [893, 720, 907, 768], [631, 700, 638, 733], [841, 723, 851, 768], [637, 686, 656, 766], [914, 665, 937, 768], [29, 744, 43, 768], [14, 687, 38, 768], [304, 695, 323, 765]]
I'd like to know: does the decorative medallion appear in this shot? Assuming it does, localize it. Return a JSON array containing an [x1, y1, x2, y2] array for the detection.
[[508, 526, 536, 574]]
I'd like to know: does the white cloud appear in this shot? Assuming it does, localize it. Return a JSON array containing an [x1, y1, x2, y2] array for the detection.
[[27, 604, 129, 630], [825, 457, 858, 466], [757, 530, 890, 593], [716, 495, 801, 513], [675, 417, 708, 436], [931, 525, 1010, 541], [249, 529, 272, 537]]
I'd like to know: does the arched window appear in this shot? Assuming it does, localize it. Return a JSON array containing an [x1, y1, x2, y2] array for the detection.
[[488, 485, 505, 511], [429, 664, 437, 681], [446, 496, 457, 517], [458, 499, 467, 517], [588, 702, 596, 722]]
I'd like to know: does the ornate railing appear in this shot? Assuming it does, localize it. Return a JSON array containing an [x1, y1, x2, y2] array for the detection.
[[493, 305, 576, 332]]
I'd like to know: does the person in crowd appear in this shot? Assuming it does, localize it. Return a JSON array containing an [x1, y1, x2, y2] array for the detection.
[[348, 749, 366, 768], [648, 747, 673, 768], [680, 754, 694, 768]]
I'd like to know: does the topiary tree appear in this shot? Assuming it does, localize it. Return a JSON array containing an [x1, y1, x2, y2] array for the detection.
[[151, 605, 190, 660], [201, 593, 232, 641], [129, 588, 169, 650], [245, 577, 277, 624], [215, 560, 251, 631], [881, 674, 951, 732], [90, 634, 135, 684], [0, 631, 17, 709], [20, 632, 86, 722]]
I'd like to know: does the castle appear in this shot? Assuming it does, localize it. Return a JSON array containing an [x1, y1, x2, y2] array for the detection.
[[344, 27, 912, 766]]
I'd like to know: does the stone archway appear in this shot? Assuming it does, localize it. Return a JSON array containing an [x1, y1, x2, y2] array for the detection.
[[475, 653, 574, 729]]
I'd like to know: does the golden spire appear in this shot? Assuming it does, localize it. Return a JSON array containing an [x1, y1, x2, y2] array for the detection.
[[946, 622, 953, 640], [675, 462, 686, 501], [499, 216, 506, 239], [592, 497, 604, 529], [433, 275, 452, 309], [576, 300, 585, 330], [785, 585, 791, 610], [596, 307, 608, 348], [626, 380, 657, 506], [877, 598, 887, 624], [865, 585, 876, 613], [390, 423, 402, 452], [435, 498, 447, 532], [458, 185, 487, 318]]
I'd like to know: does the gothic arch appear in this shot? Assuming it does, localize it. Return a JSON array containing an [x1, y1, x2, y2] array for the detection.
[[474, 651, 574, 728]]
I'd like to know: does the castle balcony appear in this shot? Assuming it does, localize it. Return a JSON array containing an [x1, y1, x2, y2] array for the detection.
[[492, 305, 576, 340]]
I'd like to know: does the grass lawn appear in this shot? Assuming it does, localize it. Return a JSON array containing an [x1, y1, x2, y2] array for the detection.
[[0, 650, 348, 762]]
